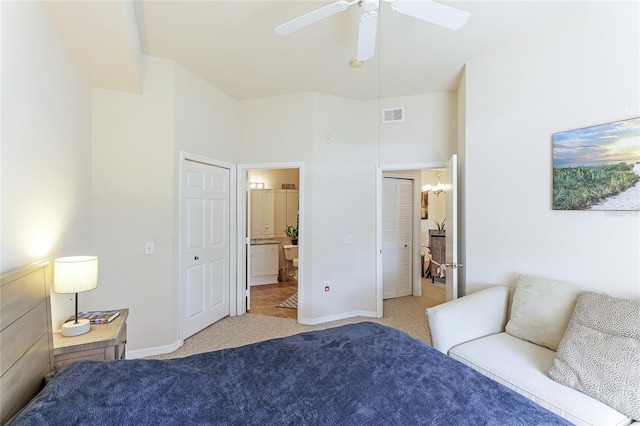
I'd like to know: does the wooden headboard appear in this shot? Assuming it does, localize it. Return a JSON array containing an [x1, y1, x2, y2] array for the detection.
[[0, 261, 54, 425]]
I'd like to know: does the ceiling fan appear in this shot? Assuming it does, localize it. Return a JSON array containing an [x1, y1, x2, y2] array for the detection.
[[275, 0, 470, 62]]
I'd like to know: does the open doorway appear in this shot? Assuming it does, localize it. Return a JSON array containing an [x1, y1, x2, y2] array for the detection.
[[240, 165, 302, 321], [376, 160, 456, 318]]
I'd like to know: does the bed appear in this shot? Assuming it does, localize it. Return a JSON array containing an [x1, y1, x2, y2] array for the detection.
[[3, 262, 572, 425]]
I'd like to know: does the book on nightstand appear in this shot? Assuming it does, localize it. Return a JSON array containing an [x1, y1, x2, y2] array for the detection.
[[67, 310, 120, 324]]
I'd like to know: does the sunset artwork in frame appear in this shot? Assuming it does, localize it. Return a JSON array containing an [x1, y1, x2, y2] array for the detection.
[[552, 117, 640, 211]]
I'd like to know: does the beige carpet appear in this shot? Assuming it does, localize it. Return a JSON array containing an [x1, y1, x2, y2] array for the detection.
[[148, 279, 445, 360]]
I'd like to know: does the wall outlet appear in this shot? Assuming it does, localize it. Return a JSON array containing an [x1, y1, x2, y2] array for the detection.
[[144, 241, 155, 255], [345, 234, 353, 244]]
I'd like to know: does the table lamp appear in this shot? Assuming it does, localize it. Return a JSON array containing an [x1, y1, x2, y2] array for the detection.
[[54, 256, 99, 337]]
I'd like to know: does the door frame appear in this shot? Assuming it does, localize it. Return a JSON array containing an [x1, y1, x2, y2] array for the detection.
[[236, 161, 305, 321], [178, 151, 237, 341], [376, 162, 447, 317]]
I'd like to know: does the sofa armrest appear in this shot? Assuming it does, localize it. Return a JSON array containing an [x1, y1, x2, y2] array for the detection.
[[426, 285, 511, 354]]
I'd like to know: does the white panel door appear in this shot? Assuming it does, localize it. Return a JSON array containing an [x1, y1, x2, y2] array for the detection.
[[445, 155, 459, 301], [182, 160, 230, 339], [382, 177, 413, 299]]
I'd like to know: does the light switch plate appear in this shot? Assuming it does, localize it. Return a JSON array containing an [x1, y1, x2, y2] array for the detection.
[[144, 241, 155, 255]]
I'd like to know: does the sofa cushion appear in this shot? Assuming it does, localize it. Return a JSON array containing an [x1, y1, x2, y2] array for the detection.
[[449, 333, 632, 426], [548, 292, 640, 420], [505, 274, 583, 350]]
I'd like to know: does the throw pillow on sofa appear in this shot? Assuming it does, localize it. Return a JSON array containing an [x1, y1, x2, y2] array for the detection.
[[548, 291, 640, 420], [505, 274, 584, 351]]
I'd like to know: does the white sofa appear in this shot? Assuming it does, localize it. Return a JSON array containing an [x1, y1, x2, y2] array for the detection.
[[426, 283, 639, 426]]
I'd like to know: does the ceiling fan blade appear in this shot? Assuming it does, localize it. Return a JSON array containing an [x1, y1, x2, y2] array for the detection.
[[275, 1, 352, 35], [391, 0, 470, 30], [357, 11, 378, 61]]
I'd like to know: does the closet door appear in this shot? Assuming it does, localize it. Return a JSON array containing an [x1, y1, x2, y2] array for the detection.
[[382, 177, 413, 299]]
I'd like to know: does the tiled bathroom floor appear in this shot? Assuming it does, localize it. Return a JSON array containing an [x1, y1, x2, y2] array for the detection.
[[248, 280, 298, 320]]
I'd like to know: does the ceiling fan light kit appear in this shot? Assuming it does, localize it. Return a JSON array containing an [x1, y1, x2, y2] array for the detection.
[[275, 0, 469, 61]]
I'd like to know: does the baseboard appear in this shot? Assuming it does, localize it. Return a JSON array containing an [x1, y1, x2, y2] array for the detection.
[[299, 310, 378, 326], [126, 339, 183, 359]]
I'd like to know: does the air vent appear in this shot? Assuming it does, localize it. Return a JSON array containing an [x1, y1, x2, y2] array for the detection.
[[382, 107, 404, 123]]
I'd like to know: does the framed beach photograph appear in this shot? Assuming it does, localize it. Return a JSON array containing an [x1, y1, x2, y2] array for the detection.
[[552, 117, 640, 211]]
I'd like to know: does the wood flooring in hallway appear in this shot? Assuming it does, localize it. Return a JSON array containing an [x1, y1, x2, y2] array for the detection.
[[248, 280, 298, 320]]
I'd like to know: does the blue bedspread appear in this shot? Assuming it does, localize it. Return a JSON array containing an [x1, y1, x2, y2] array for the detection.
[[9, 322, 570, 425]]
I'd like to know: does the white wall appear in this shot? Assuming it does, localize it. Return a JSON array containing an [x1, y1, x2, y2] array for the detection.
[[308, 93, 379, 321], [239, 92, 456, 323], [173, 63, 238, 162], [378, 93, 457, 164], [463, 2, 640, 298], [238, 93, 314, 163], [1, 1, 93, 326], [91, 57, 176, 350]]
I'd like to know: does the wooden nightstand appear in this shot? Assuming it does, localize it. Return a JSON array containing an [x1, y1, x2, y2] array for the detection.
[[53, 308, 128, 369]]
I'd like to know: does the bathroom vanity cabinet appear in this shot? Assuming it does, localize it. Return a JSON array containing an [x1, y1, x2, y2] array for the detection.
[[250, 243, 279, 286], [251, 189, 274, 238]]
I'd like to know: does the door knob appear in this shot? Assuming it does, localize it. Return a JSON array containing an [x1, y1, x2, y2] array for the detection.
[[444, 263, 463, 269], [194, 256, 199, 260]]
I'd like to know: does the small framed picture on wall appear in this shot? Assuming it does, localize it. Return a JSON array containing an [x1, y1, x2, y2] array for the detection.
[[421, 191, 428, 219]]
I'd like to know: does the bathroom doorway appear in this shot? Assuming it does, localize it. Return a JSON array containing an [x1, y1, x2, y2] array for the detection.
[[238, 163, 303, 321]]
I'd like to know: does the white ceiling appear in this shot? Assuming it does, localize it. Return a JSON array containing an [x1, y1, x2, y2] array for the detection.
[[42, 0, 586, 101]]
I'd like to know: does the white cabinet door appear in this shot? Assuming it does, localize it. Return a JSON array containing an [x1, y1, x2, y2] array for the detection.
[[286, 190, 299, 227], [274, 190, 299, 237], [250, 190, 263, 238], [274, 190, 287, 237], [250, 189, 274, 238], [250, 244, 278, 286], [262, 191, 274, 237]]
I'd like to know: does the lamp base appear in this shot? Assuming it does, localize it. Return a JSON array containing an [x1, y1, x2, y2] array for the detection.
[[61, 319, 91, 337]]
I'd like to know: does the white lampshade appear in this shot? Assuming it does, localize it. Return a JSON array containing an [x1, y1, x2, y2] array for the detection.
[[54, 256, 99, 337], [54, 256, 98, 294]]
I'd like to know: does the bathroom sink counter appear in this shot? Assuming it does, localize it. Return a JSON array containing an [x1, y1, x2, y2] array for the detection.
[[250, 239, 280, 245]]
